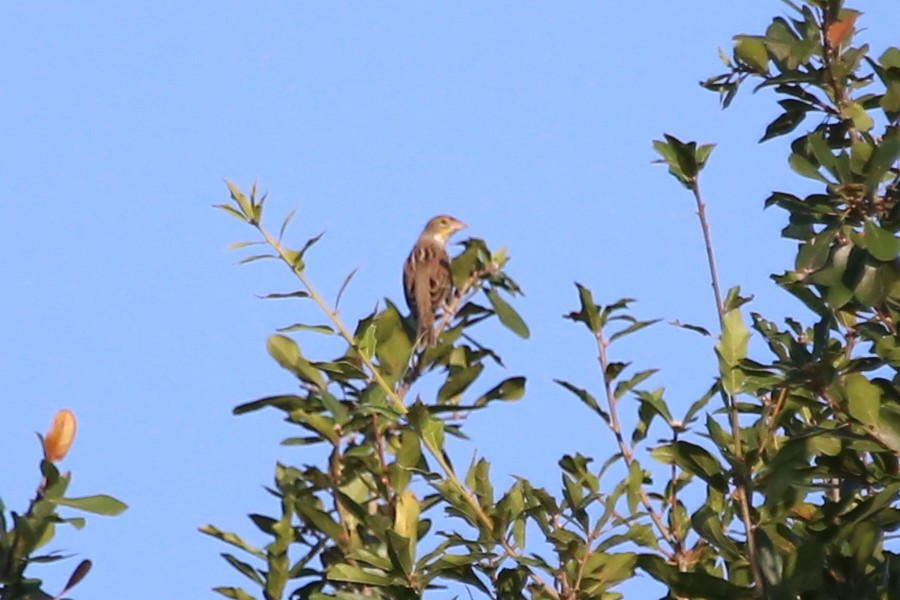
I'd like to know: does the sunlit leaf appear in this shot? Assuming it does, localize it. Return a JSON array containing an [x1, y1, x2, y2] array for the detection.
[[53, 495, 127, 516], [846, 372, 881, 427]]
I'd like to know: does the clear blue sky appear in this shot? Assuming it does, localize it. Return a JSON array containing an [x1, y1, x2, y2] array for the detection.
[[1, 2, 895, 598]]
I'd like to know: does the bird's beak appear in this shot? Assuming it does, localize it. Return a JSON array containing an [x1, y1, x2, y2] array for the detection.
[[453, 220, 467, 233]]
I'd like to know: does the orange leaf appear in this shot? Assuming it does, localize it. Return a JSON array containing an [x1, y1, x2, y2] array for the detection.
[[826, 11, 859, 49], [43, 409, 77, 462]]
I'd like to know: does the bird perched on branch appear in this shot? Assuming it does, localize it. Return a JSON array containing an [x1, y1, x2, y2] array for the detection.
[[403, 215, 466, 346]]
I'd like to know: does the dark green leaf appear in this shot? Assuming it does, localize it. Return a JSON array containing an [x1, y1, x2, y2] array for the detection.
[[221, 553, 263, 585], [609, 318, 661, 342], [649, 441, 727, 492], [788, 153, 829, 182], [760, 110, 805, 142], [474, 377, 526, 406], [637, 554, 753, 599], [276, 323, 335, 335]]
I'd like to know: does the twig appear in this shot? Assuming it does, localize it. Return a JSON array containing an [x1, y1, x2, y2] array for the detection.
[[256, 225, 408, 415], [688, 178, 764, 593], [689, 181, 724, 318], [595, 330, 674, 545]]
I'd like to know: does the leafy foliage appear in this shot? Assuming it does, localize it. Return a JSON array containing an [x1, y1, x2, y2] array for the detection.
[[1, 421, 127, 600], [209, 1, 899, 599]]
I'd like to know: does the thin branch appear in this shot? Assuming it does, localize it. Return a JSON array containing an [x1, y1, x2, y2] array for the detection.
[[688, 178, 764, 594], [256, 224, 408, 415], [595, 330, 674, 545], [689, 181, 724, 318]]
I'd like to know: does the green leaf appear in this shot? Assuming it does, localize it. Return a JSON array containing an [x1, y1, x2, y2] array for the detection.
[[655, 134, 707, 185], [555, 379, 609, 422], [670, 321, 711, 336], [390, 430, 421, 492], [295, 503, 344, 542], [222, 553, 263, 585], [760, 110, 805, 142], [788, 153, 829, 183], [846, 372, 881, 427], [212, 587, 256, 600], [691, 506, 741, 560], [276, 323, 335, 335], [863, 220, 900, 262], [53, 495, 127, 516], [278, 208, 297, 241], [796, 229, 837, 272], [637, 554, 753, 599], [358, 324, 377, 360], [474, 377, 526, 406], [215, 203, 249, 224], [297, 232, 325, 263], [486, 289, 530, 338], [386, 530, 414, 576], [624, 461, 643, 515], [841, 101, 874, 132], [288, 409, 338, 443], [649, 441, 727, 492], [258, 290, 310, 300], [237, 254, 276, 265], [733, 35, 769, 72], [566, 283, 602, 332], [716, 308, 750, 395], [233, 394, 304, 415], [864, 132, 900, 191], [266, 334, 326, 389], [850, 253, 894, 306], [199, 525, 266, 559], [614, 368, 658, 400], [327, 563, 393, 586], [609, 318, 661, 343], [410, 402, 445, 453]]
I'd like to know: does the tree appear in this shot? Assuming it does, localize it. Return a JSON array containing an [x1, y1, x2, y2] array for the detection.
[[206, 1, 899, 598]]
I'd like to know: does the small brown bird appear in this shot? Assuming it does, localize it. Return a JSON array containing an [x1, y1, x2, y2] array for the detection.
[[403, 215, 466, 346]]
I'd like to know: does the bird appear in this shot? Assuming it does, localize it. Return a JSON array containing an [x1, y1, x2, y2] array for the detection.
[[403, 215, 466, 346]]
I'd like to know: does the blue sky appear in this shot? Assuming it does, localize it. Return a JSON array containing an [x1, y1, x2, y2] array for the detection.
[[1, 2, 895, 598]]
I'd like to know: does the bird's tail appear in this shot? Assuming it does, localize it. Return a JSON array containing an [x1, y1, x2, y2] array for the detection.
[[417, 314, 436, 347]]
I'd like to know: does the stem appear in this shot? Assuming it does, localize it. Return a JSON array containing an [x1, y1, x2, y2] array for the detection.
[[689, 181, 724, 318], [595, 331, 674, 545], [257, 225, 408, 415], [689, 179, 764, 594]]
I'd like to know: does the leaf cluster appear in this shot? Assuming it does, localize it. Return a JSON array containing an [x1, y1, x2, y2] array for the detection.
[[0, 460, 126, 600], [209, 1, 900, 599]]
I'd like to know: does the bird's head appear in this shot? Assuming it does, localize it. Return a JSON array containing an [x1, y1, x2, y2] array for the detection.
[[422, 215, 466, 244]]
